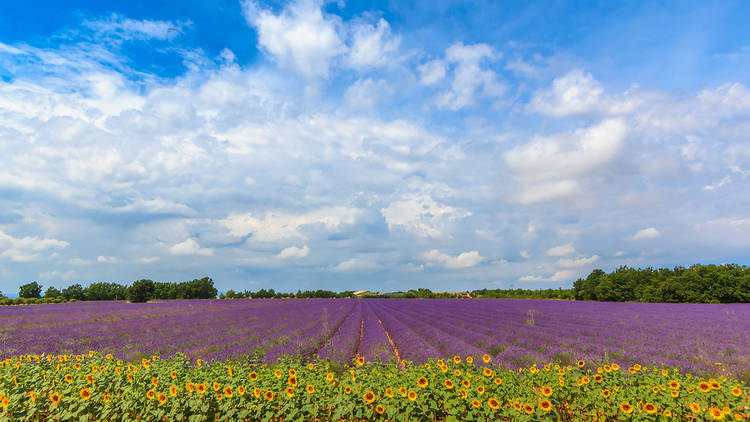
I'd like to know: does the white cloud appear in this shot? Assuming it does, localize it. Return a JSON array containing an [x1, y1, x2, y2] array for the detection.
[[520, 269, 578, 283], [333, 258, 381, 272], [545, 243, 575, 257], [520, 250, 531, 259], [222, 207, 359, 242], [417, 60, 446, 85], [0, 229, 69, 262], [138, 257, 161, 263], [344, 78, 392, 110], [96, 255, 119, 263], [347, 18, 400, 69], [614, 251, 625, 257], [422, 249, 484, 269], [381, 194, 471, 238], [630, 227, 660, 240], [83, 13, 188, 41], [277, 245, 309, 259], [703, 175, 732, 190], [169, 238, 214, 256], [527, 69, 604, 116], [557, 254, 600, 268], [435, 42, 505, 110], [242, 0, 345, 78], [39, 270, 77, 281], [504, 119, 628, 203]]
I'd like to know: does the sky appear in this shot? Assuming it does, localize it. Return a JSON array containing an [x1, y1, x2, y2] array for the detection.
[[1, 1, 750, 296]]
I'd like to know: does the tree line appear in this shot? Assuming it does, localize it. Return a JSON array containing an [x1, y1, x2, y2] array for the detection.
[[0, 277, 217, 305], [573, 264, 750, 303]]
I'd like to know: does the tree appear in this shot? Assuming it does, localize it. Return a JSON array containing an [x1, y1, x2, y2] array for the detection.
[[44, 286, 62, 298], [19, 281, 42, 299], [62, 284, 86, 301], [128, 279, 155, 303]]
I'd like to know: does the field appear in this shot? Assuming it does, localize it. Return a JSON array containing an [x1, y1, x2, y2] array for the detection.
[[1, 299, 749, 421], [2, 299, 748, 380]]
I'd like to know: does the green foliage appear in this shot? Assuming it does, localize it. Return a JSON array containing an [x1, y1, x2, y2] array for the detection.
[[573, 264, 750, 303], [127, 279, 155, 303], [18, 281, 42, 299], [61, 284, 86, 301], [43, 286, 62, 298], [85, 282, 128, 301], [1, 351, 747, 421]]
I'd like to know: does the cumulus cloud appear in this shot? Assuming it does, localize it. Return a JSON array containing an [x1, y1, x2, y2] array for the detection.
[[557, 255, 600, 268], [333, 258, 381, 272], [0, 229, 69, 262], [96, 255, 119, 263], [242, 0, 345, 78], [504, 119, 628, 203], [169, 239, 214, 256], [418, 60, 446, 85], [381, 194, 471, 238], [434, 42, 505, 110], [422, 250, 484, 269], [347, 18, 400, 69], [545, 243, 575, 257], [630, 227, 660, 240], [222, 207, 359, 242], [527, 70, 604, 116], [277, 245, 309, 259]]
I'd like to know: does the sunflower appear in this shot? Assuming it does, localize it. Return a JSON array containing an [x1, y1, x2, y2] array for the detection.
[[196, 359, 202, 366], [633, 363, 641, 371], [253, 387, 261, 398], [288, 368, 296, 377], [363, 390, 376, 404], [326, 373, 334, 382], [80, 388, 92, 401], [65, 374, 73, 383], [398, 387, 407, 397], [602, 389, 611, 398], [307, 363, 314, 370], [483, 368, 493, 377], [142, 360, 150, 369], [462, 379, 471, 388], [482, 354, 491, 363], [540, 400, 552, 412], [653, 386, 661, 393], [466, 356, 473, 364], [74, 363, 81, 370], [541, 386, 553, 397], [709, 407, 725, 420], [127, 373, 133, 383], [344, 386, 352, 395], [223, 386, 233, 398], [356, 357, 365, 366], [603, 365, 611, 372], [611, 363, 619, 371], [662, 369, 669, 376], [731, 386, 742, 396], [407, 391, 417, 401], [698, 382, 712, 393], [213, 381, 221, 392], [669, 380, 680, 389], [494, 377, 502, 385], [169, 385, 178, 397], [157, 393, 167, 404], [644, 403, 657, 414], [288, 376, 298, 387], [690, 403, 701, 413], [454, 369, 461, 376], [196, 383, 207, 394], [664, 410, 673, 417], [273, 370, 282, 378], [620, 402, 633, 414], [265, 390, 274, 401], [711, 381, 721, 390], [146, 389, 155, 400], [151, 377, 159, 387], [237, 385, 246, 396], [170, 371, 177, 379], [375, 404, 386, 414], [49, 393, 61, 405], [444, 379, 454, 389], [671, 390, 679, 398], [487, 397, 500, 410], [476, 386, 485, 395], [115, 367, 122, 375], [306, 385, 314, 394], [523, 404, 534, 414], [594, 374, 603, 382], [27, 391, 37, 402], [453, 355, 461, 364], [577, 360, 585, 367], [385, 387, 393, 397], [285, 387, 295, 397], [418, 377, 428, 388], [185, 382, 195, 393], [1, 397, 7, 408]]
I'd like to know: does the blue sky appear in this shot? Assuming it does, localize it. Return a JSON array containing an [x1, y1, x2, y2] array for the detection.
[[1, 0, 749, 296]]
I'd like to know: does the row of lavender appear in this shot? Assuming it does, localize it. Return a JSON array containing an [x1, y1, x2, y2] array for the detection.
[[1, 299, 748, 378]]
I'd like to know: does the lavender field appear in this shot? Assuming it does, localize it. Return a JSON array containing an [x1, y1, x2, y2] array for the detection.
[[2, 299, 748, 380]]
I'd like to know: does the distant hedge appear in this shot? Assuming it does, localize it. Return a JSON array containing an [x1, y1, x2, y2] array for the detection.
[[573, 264, 750, 303]]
